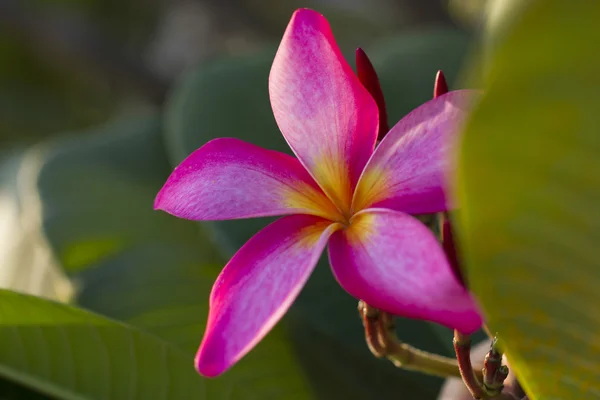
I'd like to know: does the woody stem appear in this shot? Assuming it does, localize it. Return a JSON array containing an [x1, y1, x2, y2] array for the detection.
[[454, 330, 488, 398], [358, 301, 483, 380]]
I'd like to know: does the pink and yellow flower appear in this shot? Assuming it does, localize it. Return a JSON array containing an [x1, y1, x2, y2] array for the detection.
[[155, 8, 481, 377]]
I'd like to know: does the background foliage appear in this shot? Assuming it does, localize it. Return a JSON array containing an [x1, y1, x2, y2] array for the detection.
[[2, 0, 597, 399]]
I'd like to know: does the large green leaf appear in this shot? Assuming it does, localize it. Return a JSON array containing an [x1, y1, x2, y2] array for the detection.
[[34, 116, 315, 399], [483, 0, 533, 57], [0, 288, 206, 399], [164, 28, 475, 398], [457, 1, 600, 398]]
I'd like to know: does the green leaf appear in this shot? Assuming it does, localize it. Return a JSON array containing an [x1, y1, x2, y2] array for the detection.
[[34, 116, 316, 399], [0, 288, 206, 399], [0, 37, 115, 143], [165, 46, 284, 160], [483, 0, 533, 53], [165, 28, 474, 397], [457, 1, 600, 398]]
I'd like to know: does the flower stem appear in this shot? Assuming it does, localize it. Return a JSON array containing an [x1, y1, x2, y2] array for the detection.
[[454, 330, 487, 398], [358, 301, 478, 379], [359, 301, 387, 357]]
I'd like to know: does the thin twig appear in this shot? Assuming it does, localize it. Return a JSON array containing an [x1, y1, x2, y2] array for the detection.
[[453, 330, 514, 399], [454, 330, 487, 398], [358, 301, 481, 379], [357, 301, 387, 357]]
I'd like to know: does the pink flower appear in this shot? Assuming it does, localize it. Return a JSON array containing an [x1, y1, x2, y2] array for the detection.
[[155, 8, 482, 377]]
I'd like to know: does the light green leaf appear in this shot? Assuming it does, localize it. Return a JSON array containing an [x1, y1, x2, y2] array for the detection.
[[483, 0, 533, 51], [458, 1, 600, 398], [0, 288, 205, 399]]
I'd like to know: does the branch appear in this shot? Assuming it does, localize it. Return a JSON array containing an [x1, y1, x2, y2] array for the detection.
[[454, 330, 487, 398], [358, 301, 480, 379]]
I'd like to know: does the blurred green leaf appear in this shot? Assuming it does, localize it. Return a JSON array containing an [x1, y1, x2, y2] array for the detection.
[[483, 0, 532, 51], [0, 288, 206, 399], [165, 46, 285, 162], [458, 1, 600, 398], [242, 0, 401, 43], [0, 36, 115, 143], [165, 28, 475, 398], [0, 0, 158, 144], [479, 0, 533, 77]]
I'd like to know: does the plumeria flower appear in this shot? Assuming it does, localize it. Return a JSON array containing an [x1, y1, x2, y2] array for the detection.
[[155, 8, 482, 377]]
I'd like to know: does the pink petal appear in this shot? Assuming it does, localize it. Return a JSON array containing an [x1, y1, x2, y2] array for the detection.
[[196, 215, 340, 377], [352, 90, 480, 215], [154, 138, 341, 221], [328, 208, 482, 333], [269, 9, 378, 212]]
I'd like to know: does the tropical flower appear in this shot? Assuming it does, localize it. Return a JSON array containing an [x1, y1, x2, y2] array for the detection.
[[155, 8, 482, 377]]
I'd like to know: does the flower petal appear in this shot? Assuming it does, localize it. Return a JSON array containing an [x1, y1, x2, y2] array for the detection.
[[196, 215, 340, 377], [269, 9, 378, 212], [155, 138, 341, 221], [352, 90, 479, 215], [328, 208, 482, 333]]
